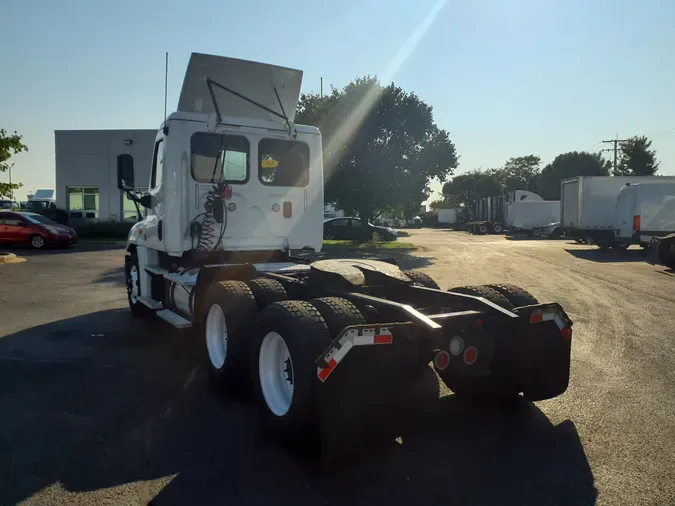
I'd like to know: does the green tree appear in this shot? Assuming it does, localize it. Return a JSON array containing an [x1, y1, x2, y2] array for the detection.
[[296, 77, 458, 237], [442, 170, 501, 206], [536, 151, 610, 200], [616, 136, 659, 176], [491, 155, 541, 193], [0, 129, 28, 199]]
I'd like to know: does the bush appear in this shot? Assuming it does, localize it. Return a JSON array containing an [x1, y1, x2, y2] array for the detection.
[[73, 222, 134, 239]]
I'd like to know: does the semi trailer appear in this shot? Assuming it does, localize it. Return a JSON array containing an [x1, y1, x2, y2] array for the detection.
[[119, 52, 574, 458]]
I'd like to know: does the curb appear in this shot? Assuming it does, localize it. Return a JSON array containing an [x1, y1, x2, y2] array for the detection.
[[0, 252, 26, 264]]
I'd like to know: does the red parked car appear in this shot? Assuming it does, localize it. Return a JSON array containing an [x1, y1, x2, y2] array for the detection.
[[0, 211, 78, 249]]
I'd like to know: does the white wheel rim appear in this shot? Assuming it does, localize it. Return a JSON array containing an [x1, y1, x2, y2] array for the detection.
[[32, 236, 44, 248], [259, 331, 294, 416], [494, 225, 502, 232], [480, 226, 487, 233], [129, 265, 139, 303], [206, 304, 228, 369]]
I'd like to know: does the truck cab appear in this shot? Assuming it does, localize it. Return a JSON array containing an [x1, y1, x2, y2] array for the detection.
[[120, 54, 324, 270]]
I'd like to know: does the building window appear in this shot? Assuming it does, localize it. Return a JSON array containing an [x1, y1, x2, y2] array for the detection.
[[190, 133, 249, 184], [258, 138, 309, 187], [122, 188, 149, 222], [67, 187, 99, 219]]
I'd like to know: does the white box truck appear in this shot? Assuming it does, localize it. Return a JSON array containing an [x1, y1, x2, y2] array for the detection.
[[561, 176, 675, 248], [437, 208, 458, 227], [506, 199, 560, 237], [615, 182, 675, 247]]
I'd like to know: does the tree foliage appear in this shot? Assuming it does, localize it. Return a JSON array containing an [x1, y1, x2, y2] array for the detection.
[[0, 129, 28, 198], [535, 151, 610, 200], [616, 136, 659, 176], [295, 77, 458, 233], [490, 155, 541, 193], [442, 170, 501, 206]]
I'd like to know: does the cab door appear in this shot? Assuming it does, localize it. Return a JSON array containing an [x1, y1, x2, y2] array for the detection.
[[142, 135, 166, 251]]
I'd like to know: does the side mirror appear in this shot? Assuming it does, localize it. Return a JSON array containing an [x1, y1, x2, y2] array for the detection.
[[117, 154, 135, 190]]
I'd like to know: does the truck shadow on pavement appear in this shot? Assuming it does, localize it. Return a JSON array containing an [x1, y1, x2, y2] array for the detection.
[[1, 242, 125, 257], [565, 248, 648, 263], [0, 309, 596, 506]]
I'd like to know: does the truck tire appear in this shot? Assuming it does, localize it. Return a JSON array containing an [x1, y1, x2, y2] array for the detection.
[[492, 223, 504, 234], [125, 252, 150, 317], [478, 223, 489, 235], [404, 270, 441, 289], [532, 228, 541, 238], [247, 278, 287, 310], [250, 300, 332, 444], [448, 285, 514, 310], [309, 297, 365, 337], [203, 280, 258, 394], [485, 284, 539, 307]]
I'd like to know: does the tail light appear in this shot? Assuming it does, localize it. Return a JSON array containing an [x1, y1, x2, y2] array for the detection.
[[283, 201, 292, 218], [633, 215, 640, 232]]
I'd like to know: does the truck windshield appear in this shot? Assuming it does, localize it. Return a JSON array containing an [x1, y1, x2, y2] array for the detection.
[[190, 132, 249, 184]]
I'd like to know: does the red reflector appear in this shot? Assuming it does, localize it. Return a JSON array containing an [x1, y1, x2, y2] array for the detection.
[[464, 346, 478, 365], [318, 358, 337, 381], [561, 327, 572, 341], [374, 334, 393, 344], [283, 201, 292, 218], [476, 318, 483, 328], [633, 215, 640, 232], [530, 313, 543, 323], [434, 351, 450, 370]]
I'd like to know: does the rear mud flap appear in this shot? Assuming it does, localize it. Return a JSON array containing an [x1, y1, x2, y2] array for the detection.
[[315, 336, 433, 461], [513, 304, 573, 401]]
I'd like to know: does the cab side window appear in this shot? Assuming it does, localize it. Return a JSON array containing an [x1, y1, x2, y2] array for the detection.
[[151, 139, 165, 189]]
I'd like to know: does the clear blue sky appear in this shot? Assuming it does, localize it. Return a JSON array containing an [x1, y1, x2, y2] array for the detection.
[[3, 0, 675, 202]]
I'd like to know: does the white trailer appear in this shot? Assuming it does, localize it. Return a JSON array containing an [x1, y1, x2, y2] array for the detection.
[[117, 52, 574, 459], [615, 182, 675, 247], [437, 208, 458, 226], [561, 176, 675, 248], [506, 200, 560, 237]]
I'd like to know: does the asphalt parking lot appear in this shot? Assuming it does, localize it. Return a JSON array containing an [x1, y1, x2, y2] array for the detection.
[[1, 231, 674, 506]]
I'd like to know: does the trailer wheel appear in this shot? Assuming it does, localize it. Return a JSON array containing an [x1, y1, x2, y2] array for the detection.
[[486, 284, 539, 307], [247, 278, 287, 310], [203, 280, 258, 393], [478, 223, 489, 235], [404, 270, 441, 289], [124, 252, 150, 317], [492, 223, 504, 234], [448, 285, 514, 310], [309, 297, 365, 337], [532, 228, 542, 238], [251, 300, 332, 444]]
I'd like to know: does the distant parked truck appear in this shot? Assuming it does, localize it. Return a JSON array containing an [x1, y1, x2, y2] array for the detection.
[[561, 176, 675, 249], [505, 191, 560, 237], [437, 208, 458, 227], [614, 182, 675, 248]]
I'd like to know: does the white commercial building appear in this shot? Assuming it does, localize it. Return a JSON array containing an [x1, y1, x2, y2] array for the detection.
[[54, 129, 156, 222]]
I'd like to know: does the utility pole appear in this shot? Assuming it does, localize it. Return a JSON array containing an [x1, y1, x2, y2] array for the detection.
[[601, 135, 630, 175], [320, 77, 323, 98]]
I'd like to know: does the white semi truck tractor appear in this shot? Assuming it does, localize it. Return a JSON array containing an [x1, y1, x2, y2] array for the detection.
[[120, 53, 574, 459]]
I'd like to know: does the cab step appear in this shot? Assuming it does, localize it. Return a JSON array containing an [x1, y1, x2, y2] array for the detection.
[[156, 309, 192, 329], [145, 265, 196, 287], [138, 295, 162, 310]]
